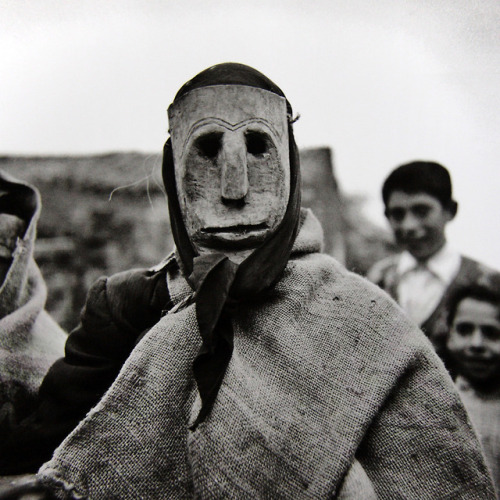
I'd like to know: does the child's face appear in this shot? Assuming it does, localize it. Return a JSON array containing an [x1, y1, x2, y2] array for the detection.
[[447, 297, 500, 386], [385, 191, 453, 261]]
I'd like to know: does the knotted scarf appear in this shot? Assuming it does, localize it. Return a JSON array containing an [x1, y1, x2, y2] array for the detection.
[[162, 63, 301, 427]]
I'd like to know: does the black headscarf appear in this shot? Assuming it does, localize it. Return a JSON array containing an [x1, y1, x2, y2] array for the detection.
[[162, 63, 301, 428]]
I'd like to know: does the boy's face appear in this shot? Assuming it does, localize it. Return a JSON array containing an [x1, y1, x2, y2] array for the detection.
[[385, 191, 454, 261], [447, 297, 500, 386]]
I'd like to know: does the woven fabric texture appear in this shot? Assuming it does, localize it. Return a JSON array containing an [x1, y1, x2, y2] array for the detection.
[[39, 210, 495, 499], [0, 170, 66, 425]]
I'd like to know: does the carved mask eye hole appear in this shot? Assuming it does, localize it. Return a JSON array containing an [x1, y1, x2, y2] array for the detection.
[[196, 132, 223, 159], [245, 131, 268, 156]]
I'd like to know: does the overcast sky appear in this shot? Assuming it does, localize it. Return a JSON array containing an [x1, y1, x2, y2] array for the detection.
[[2, 0, 499, 268]]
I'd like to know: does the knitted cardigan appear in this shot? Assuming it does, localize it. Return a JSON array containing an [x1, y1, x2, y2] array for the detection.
[[367, 253, 500, 367], [0, 170, 66, 425], [39, 210, 495, 499]]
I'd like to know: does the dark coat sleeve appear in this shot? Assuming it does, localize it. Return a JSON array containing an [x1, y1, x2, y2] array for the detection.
[[0, 266, 171, 474]]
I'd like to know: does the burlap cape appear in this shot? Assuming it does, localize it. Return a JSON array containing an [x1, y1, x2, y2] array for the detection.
[[0, 170, 66, 424], [39, 210, 495, 499]]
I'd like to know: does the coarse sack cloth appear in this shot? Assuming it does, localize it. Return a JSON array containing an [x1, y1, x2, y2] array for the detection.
[[39, 210, 495, 499], [0, 170, 66, 423]]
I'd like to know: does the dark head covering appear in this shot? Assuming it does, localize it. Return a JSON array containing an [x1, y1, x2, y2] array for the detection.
[[162, 63, 301, 427], [382, 160, 457, 212]]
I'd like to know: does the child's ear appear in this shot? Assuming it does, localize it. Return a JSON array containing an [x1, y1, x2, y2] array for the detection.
[[446, 200, 458, 221]]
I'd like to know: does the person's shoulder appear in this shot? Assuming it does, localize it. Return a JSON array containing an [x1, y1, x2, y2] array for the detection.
[[366, 254, 400, 284], [109, 257, 174, 314], [288, 252, 430, 357], [85, 254, 175, 334], [289, 251, 404, 310], [106, 264, 167, 302], [458, 255, 500, 288], [339, 266, 442, 365]]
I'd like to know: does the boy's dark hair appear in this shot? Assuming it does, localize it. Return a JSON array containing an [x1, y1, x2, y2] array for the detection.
[[382, 161, 456, 210], [446, 284, 500, 327]]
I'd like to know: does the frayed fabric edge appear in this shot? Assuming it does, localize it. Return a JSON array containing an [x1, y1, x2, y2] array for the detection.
[[37, 468, 87, 500]]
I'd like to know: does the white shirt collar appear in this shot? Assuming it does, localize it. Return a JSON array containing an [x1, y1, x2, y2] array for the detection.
[[397, 243, 461, 285]]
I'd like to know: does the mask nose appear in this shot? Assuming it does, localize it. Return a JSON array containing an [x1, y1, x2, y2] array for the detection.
[[220, 132, 249, 203]]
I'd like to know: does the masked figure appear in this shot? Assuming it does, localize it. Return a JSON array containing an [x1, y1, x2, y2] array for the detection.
[[1, 64, 495, 499], [0, 170, 66, 430]]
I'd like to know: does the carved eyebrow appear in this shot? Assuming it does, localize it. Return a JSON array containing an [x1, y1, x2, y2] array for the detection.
[[181, 117, 281, 154]]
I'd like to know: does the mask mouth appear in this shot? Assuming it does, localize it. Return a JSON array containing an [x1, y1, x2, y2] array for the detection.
[[201, 222, 268, 234], [197, 222, 270, 249]]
